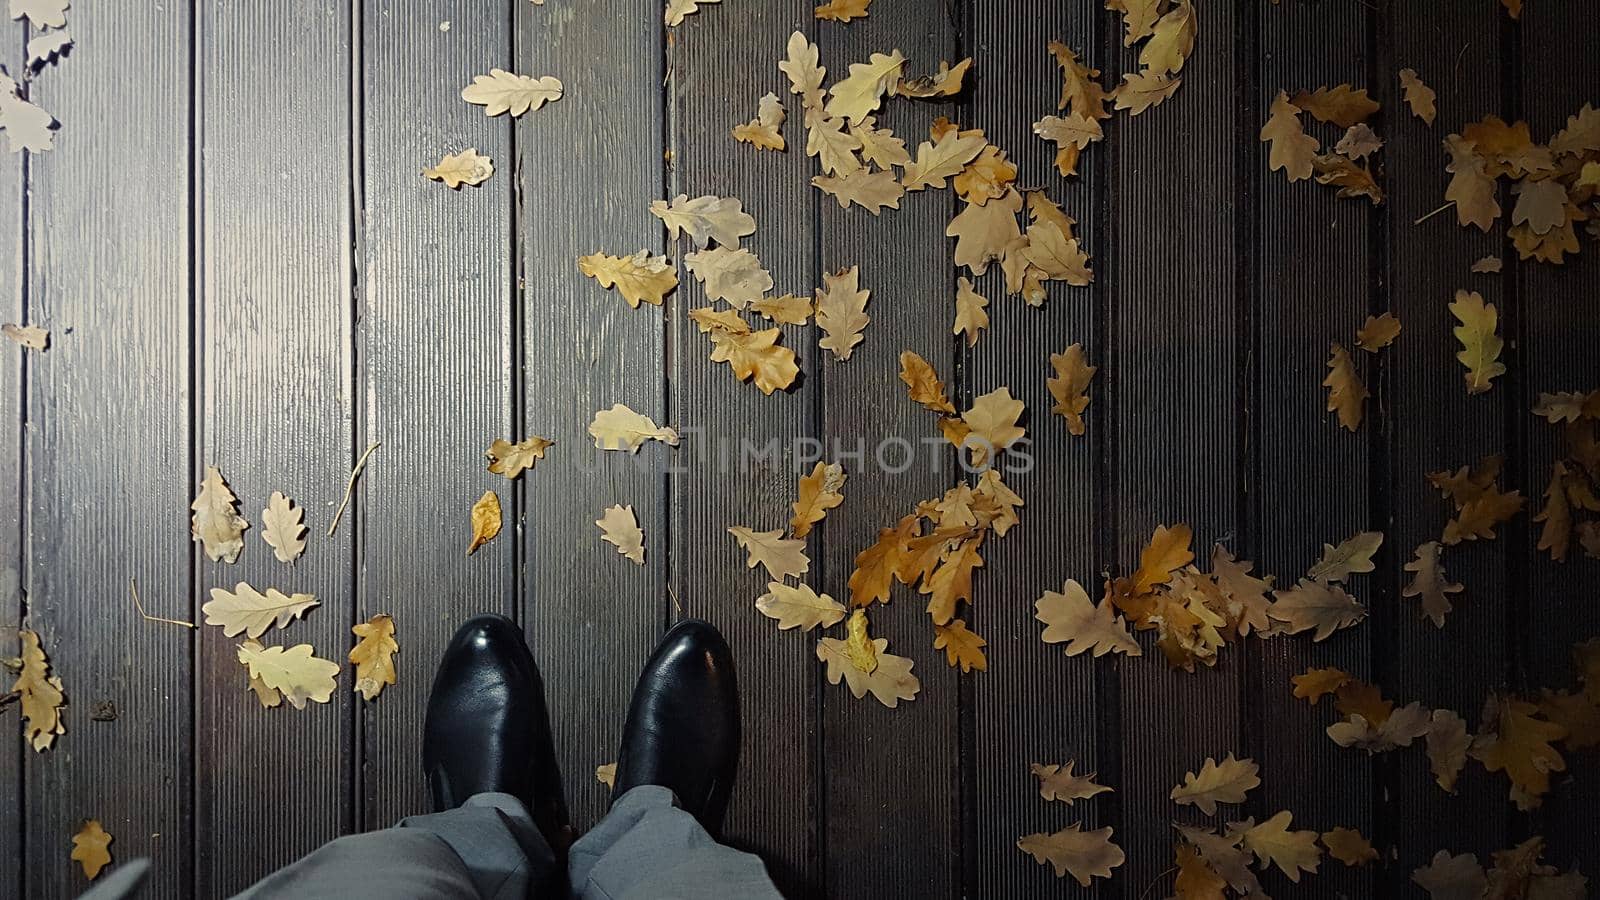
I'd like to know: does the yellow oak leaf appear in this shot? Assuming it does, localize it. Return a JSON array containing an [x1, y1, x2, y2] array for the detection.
[[649, 193, 755, 250], [898, 58, 971, 99], [1173, 841, 1228, 900], [349, 614, 398, 701], [1033, 113, 1103, 177], [597, 504, 646, 565], [191, 465, 249, 564], [817, 611, 920, 707], [1470, 695, 1567, 808], [791, 461, 846, 538], [1291, 84, 1378, 127], [921, 533, 984, 625], [750, 294, 812, 325], [241, 639, 281, 708], [707, 326, 800, 395], [1047, 343, 1096, 435], [1322, 827, 1377, 866], [1047, 41, 1111, 119], [811, 169, 904, 214], [1132, 523, 1194, 595], [485, 435, 555, 479], [815, 266, 871, 360], [898, 350, 955, 414], [1444, 135, 1502, 231], [948, 187, 1023, 276], [578, 251, 678, 308], [959, 387, 1026, 467], [1443, 486, 1524, 546], [1239, 811, 1321, 882], [1017, 824, 1125, 886], [460, 69, 562, 117], [1138, 0, 1196, 75], [974, 469, 1024, 537], [1402, 540, 1463, 628], [1292, 666, 1352, 703], [201, 582, 319, 639], [1449, 290, 1505, 394], [933, 618, 987, 672], [1261, 91, 1318, 182], [467, 490, 502, 556], [1023, 220, 1093, 286], [1035, 579, 1141, 657], [1171, 754, 1260, 815], [423, 147, 494, 188], [849, 117, 910, 168], [1111, 0, 1167, 46], [664, 0, 721, 26], [71, 820, 112, 880], [595, 762, 617, 788], [1398, 68, 1437, 124], [824, 50, 906, 124], [1267, 578, 1366, 641], [848, 515, 918, 606], [756, 582, 845, 631], [779, 31, 826, 114], [814, 0, 870, 22], [13, 629, 65, 751], [1323, 342, 1367, 431], [1030, 760, 1111, 803], [1355, 312, 1401, 351], [731, 92, 786, 151], [729, 526, 810, 580], [903, 128, 987, 191], [1113, 71, 1182, 116], [805, 115, 864, 176], [1426, 708, 1470, 793], [588, 404, 680, 452], [952, 276, 989, 347], [261, 491, 307, 564], [953, 145, 1017, 206], [236, 641, 340, 710], [1306, 530, 1383, 582]]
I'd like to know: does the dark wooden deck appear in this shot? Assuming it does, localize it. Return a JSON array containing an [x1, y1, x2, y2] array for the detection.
[[3, 1, 1598, 897]]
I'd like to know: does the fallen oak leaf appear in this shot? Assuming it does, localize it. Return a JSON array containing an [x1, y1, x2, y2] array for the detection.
[[1033, 113, 1103, 178], [2, 322, 49, 350], [1030, 760, 1111, 803], [897, 58, 971, 99], [791, 461, 846, 538], [649, 193, 756, 250], [1047, 343, 1095, 435], [1534, 462, 1573, 561], [460, 69, 562, 117], [684, 246, 773, 308], [595, 762, 616, 788], [902, 128, 987, 191], [1170, 754, 1260, 815], [0, 72, 56, 154], [423, 148, 493, 188], [1138, 0, 1196, 76], [1017, 824, 1125, 886], [485, 435, 555, 479], [817, 609, 919, 707], [1112, 72, 1181, 115], [349, 614, 398, 701], [1470, 694, 1566, 809], [1321, 827, 1377, 866], [10, 0, 68, 28], [1035, 578, 1141, 657], [1449, 290, 1505, 395], [241, 639, 281, 708], [732, 92, 786, 151], [848, 515, 918, 606], [1402, 541, 1463, 627], [811, 169, 904, 214], [958, 387, 1026, 467], [849, 117, 910, 168], [1412, 850, 1487, 900], [750, 293, 812, 325], [1323, 341, 1368, 432], [729, 526, 810, 580], [778, 31, 826, 114], [578, 251, 677, 308], [191, 465, 250, 564], [13, 629, 65, 751], [597, 504, 646, 565], [1336, 123, 1384, 160], [898, 350, 955, 414], [805, 115, 864, 176], [467, 490, 502, 556], [921, 533, 984, 625], [1172, 841, 1228, 900], [589, 404, 679, 452], [235, 641, 340, 710], [824, 50, 906, 125], [756, 582, 845, 631], [1305, 530, 1382, 582], [953, 145, 1018, 207], [1047, 41, 1112, 120], [707, 327, 800, 395], [1291, 84, 1379, 127], [1398, 68, 1437, 124], [1112, 0, 1167, 46], [71, 820, 112, 881], [952, 276, 989, 347], [664, 0, 720, 26], [1427, 708, 1470, 793], [813, 0, 870, 23], [815, 266, 871, 361], [1313, 153, 1384, 205], [1356, 312, 1401, 351], [1238, 811, 1321, 882], [1268, 578, 1366, 641], [1443, 135, 1502, 231], [261, 491, 307, 565], [202, 582, 319, 639], [933, 618, 987, 672], [1261, 91, 1319, 182], [1329, 702, 1431, 752]]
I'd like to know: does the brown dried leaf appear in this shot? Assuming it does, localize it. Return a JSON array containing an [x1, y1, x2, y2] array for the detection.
[[349, 614, 398, 701], [1047, 343, 1096, 435], [791, 461, 846, 538], [1292, 84, 1379, 127], [1261, 91, 1318, 182], [898, 350, 955, 414], [467, 490, 502, 555], [1323, 342, 1368, 431], [1402, 541, 1463, 628], [1398, 68, 1437, 125]]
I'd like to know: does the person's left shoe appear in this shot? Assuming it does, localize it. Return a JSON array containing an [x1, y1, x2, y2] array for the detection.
[[423, 614, 570, 851]]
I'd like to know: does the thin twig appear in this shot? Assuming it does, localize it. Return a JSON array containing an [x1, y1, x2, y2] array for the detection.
[[0, 690, 19, 711], [328, 441, 382, 537], [1136, 866, 1179, 900], [130, 578, 195, 629], [1412, 200, 1456, 226]]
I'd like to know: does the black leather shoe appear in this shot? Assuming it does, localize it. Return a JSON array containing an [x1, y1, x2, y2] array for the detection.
[[612, 619, 740, 834], [423, 614, 570, 850]]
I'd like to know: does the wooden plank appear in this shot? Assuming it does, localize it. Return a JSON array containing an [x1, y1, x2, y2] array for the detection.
[[515, 0, 667, 834], [21, 5, 194, 896], [965, 4, 1103, 897], [1249, 5, 1374, 897], [0, 26, 23, 899], [1381, 4, 1512, 886], [815, 5, 959, 897], [666, 3, 821, 894], [194, 4, 354, 893], [1513, 4, 1600, 874], [358, 0, 515, 830], [1106, 2, 1244, 891]]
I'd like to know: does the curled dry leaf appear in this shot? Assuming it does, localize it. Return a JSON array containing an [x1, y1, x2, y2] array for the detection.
[[1402, 541, 1463, 628], [460, 69, 562, 117], [1335, 125, 1384, 161], [816, 609, 919, 708], [649, 194, 756, 250], [729, 526, 810, 581], [791, 461, 846, 538], [485, 435, 555, 479], [191, 465, 250, 564], [71, 820, 112, 881], [597, 504, 646, 565], [848, 515, 917, 607], [953, 146, 1018, 206], [685, 246, 774, 307], [815, 266, 871, 360], [1449, 290, 1506, 395], [811, 169, 904, 214], [1030, 760, 1111, 803], [732, 92, 786, 151], [13, 629, 66, 751], [1355, 312, 1401, 352], [1017, 824, 1125, 887], [1329, 701, 1432, 753], [1170, 753, 1260, 815], [1035, 578, 1141, 657], [1314, 153, 1384, 205], [898, 350, 955, 414], [236, 642, 340, 710], [589, 404, 680, 452], [202, 582, 319, 639], [579, 251, 677, 308], [1112, 72, 1181, 115], [1323, 342, 1368, 431], [467, 490, 502, 556], [2, 322, 48, 349], [897, 58, 971, 99], [423, 148, 493, 188], [756, 581, 845, 631], [932, 618, 987, 672], [349, 614, 398, 701], [706, 324, 800, 395], [1398, 68, 1437, 125], [1305, 530, 1382, 582], [261, 491, 307, 564], [1047, 344, 1095, 436]]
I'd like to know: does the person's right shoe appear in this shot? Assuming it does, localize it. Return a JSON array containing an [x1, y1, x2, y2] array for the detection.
[[612, 619, 740, 835]]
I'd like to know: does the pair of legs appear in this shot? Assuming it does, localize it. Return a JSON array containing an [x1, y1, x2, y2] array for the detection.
[[84, 617, 782, 899]]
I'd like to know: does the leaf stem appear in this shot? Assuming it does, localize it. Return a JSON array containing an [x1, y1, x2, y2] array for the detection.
[[1412, 200, 1455, 225], [328, 441, 382, 537], [130, 578, 195, 628]]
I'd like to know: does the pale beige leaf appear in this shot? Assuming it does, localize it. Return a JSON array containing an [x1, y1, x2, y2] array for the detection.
[[1398, 68, 1437, 125], [191, 465, 250, 564], [71, 820, 112, 881], [902, 128, 987, 191], [1210, 544, 1276, 638], [423, 147, 494, 188], [1267, 578, 1366, 640], [460, 69, 562, 117], [779, 31, 827, 113], [1427, 707, 1470, 793], [824, 50, 906, 124], [349, 614, 398, 701], [1023, 221, 1093, 286], [757, 581, 845, 631], [1328, 702, 1433, 752], [959, 387, 1026, 466], [485, 435, 555, 479], [10, 0, 68, 28], [1036, 579, 1142, 657], [1403, 540, 1463, 628], [849, 117, 910, 168], [1511, 178, 1567, 236], [579, 251, 677, 308], [817, 633, 919, 707], [467, 490, 502, 556], [649, 193, 756, 249], [1306, 530, 1383, 582], [202, 582, 318, 639], [1412, 850, 1487, 900], [597, 504, 646, 565], [1138, 0, 1196, 75], [897, 58, 970, 98], [729, 526, 811, 580], [241, 638, 281, 708], [732, 92, 787, 151], [947, 187, 1023, 276], [595, 762, 617, 788], [260, 491, 307, 564], [1239, 811, 1321, 882], [685, 246, 773, 307], [1017, 824, 1125, 886], [1047, 344, 1095, 436], [805, 115, 863, 176], [815, 266, 871, 360], [1030, 760, 1112, 804], [751, 293, 813, 325], [1335, 123, 1384, 160], [1261, 91, 1318, 182], [13, 629, 65, 751], [0, 76, 56, 154], [811, 169, 903, 214], [236, 642, 340, 710], [1170, 754, 1260, 815], [664, 0, 720, 26], [1356, 312, 1401, 352], [791, 461, 846, 538], [1, 322, 48, 350], [953, 276, 989, 347]]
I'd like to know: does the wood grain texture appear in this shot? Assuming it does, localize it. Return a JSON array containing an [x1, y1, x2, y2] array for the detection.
[[21, 4, 194, 896], [1106, 2, 1244, 893], [816, 3, 960, 897], [1381, 4, 1512, 885], [1249, 5, 1375, 897], [1513, 3, 1600, 874], [359, 0, 515, 829], [0, 26, 22, 900], [965, 3, 1105, 897], [516, 0, 668, 834], [194, 3, 354, 893], [667, 2, 821, 894]]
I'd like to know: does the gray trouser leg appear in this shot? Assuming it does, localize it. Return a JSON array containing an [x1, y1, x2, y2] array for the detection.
[[568, 785, 782, 900], [232, 792, 556, 900]]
